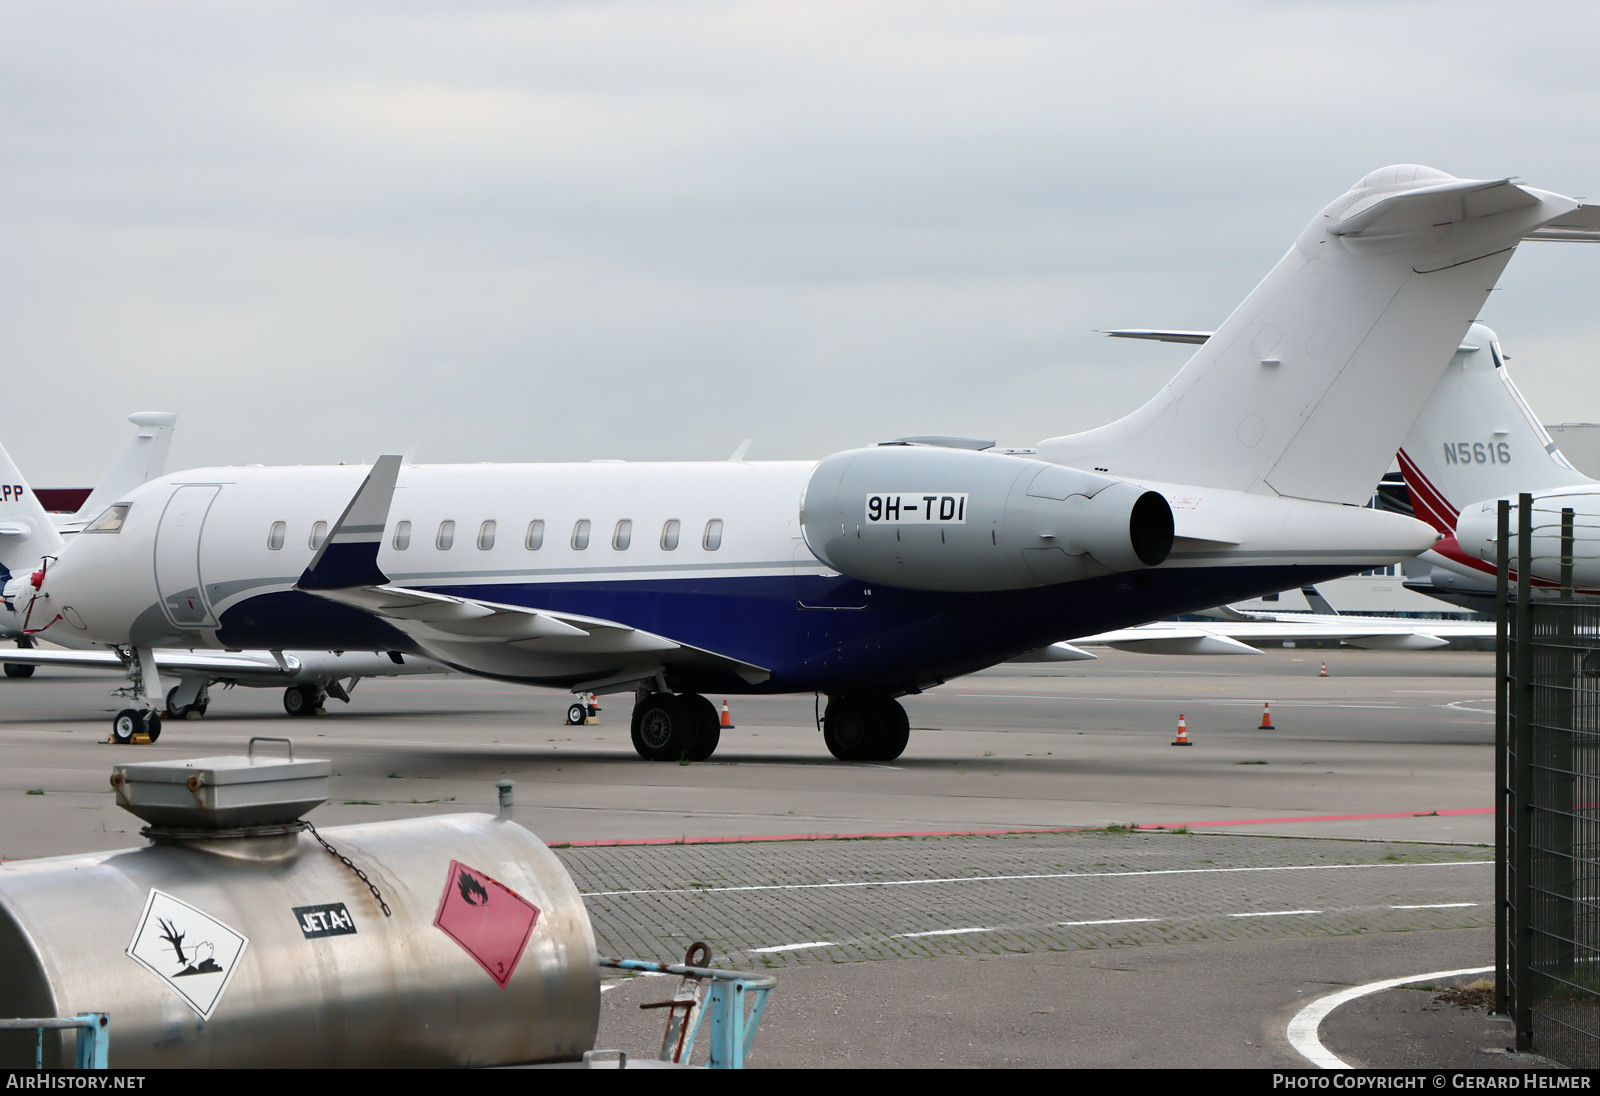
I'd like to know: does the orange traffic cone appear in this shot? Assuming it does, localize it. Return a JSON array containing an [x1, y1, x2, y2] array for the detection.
[[1319, 662, 1328, 678], [1171, 714, 1191, 746], [1259, 702, 1274, 730], [720, 700, 735, 729]]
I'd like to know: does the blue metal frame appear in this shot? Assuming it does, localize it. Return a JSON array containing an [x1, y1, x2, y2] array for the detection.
[[599, 957, 774, 1068], [0, 1014, 109, 1069]]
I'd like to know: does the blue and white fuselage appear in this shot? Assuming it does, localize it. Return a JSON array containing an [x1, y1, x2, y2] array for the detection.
[[36, 456, 1430, 696], [6, 164, 1596, 760]]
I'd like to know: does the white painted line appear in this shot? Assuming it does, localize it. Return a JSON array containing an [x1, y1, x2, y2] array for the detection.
[[896, 927, 997, 938], [1228, 909, 1321, 918], [749, 941, 835, 953], [1286, 965, 1492, 1068], [1058, 918, 1161, 927], [1390, 902, 1477, 910], [580, 858, 1490, 898]]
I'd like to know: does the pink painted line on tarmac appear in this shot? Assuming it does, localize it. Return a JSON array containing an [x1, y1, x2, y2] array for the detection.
[[550, 808, 1493, 848]]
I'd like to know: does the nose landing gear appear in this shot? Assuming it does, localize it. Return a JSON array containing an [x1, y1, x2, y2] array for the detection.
[[111, 708, 161, 744]]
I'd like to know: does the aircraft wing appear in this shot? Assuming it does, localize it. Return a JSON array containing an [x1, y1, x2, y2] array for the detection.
[[1014, 611, 1495, 661], [0, 647, 301, 677], [295, 457, 772, 691]]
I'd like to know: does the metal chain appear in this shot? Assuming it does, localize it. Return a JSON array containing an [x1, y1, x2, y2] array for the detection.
[[305, 821, 392, 917]]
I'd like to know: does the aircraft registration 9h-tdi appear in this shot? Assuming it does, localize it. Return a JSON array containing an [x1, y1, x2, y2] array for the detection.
[[3, 165, 1596, 762]]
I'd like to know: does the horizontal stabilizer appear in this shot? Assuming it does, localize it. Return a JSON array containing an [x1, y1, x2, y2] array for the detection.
[[297, 455, 402, 591], [1101, 330, 1211, 345], [1328, 175, 1527, 238], [1526, 204, 1600, 242]]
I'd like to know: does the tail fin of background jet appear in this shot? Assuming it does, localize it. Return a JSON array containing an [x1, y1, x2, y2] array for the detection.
[[0, 441, 66, 576], [1397, 323, 1591, 533], [65, 412, 176, 528], [1038, 166, 1584, 506]]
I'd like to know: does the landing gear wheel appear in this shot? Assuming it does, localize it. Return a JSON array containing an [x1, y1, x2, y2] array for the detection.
[[630, 694, 698, 761], [112, 709, 141, 744], [4, 663, 34, 679], [823, 696, 882, 762], [682, 694, 721, 761], [141, 710, 162, 743], [566, 702, 588, 726], [283, 684, 324, 717], [165, 686, 203, 719], [874, 698, 910, 762]]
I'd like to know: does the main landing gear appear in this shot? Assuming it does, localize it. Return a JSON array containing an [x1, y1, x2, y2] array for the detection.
[[630, 692, 721, 762], [165, 682, 210, 720], [822, 695, 910, 762], [283, 684, 327, 717]]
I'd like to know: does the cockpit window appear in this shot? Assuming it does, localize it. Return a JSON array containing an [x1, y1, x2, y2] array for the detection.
[[84, 503, 131, 534]]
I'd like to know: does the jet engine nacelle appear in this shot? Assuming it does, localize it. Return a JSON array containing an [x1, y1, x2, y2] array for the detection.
[[1455, 488, 1600, 590], [800, 445, 1173, 592]]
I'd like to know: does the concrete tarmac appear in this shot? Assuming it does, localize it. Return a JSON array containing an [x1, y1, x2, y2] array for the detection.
[[0, 647, 1534, 1068], [0, 647, 1494, 857]]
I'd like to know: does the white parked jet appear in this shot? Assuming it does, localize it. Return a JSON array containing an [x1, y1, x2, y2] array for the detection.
[[1397, 322, 1600, 593], [0, 415, 447, 729], [6, 166, 1592, 762]]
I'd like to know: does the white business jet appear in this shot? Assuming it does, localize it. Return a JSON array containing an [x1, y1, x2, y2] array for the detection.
[[0, 415, 446, 730], [1396, 322, 1600, 593], [0, 412, 176, 675], [5, 166, 1592, 762]]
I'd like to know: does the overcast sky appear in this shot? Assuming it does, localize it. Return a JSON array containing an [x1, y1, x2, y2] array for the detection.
[[4, 0, 1599, 483]]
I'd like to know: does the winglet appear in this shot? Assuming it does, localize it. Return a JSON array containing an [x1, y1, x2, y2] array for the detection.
[[297, 455, 402, 590]]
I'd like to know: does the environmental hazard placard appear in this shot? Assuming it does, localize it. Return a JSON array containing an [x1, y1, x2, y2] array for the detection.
[[433, 860, 539, 988], [126, 889, 249, 1021]]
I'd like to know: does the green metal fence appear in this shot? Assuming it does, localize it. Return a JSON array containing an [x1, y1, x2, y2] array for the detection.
[[1499, 495, 1600, 1065]]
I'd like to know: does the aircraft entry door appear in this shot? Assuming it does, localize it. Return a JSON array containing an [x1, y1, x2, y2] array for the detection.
[[154, 485, 221, 629]]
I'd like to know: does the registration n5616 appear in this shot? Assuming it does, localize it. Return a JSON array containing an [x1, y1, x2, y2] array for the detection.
[[866, 493, 968, 524]]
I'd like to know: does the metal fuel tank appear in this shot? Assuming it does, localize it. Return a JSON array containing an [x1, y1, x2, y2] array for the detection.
[[0, 743, 599, 1068]]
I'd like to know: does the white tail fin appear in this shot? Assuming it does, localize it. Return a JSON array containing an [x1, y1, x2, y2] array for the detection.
[[0, 441, 66, 577], [1038, 165, 1583, 505], [64, 411, 176, 528], [1397, 323, 1591, 533]]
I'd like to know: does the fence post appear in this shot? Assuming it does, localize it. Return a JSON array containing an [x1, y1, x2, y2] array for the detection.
[[1496, 498, 1510, 1016], [1554, 509, 1576, 990], [1513, 493, 1535, 1051]]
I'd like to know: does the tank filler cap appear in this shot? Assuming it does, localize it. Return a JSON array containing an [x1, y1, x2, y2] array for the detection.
[[111, 752, 331, 831]]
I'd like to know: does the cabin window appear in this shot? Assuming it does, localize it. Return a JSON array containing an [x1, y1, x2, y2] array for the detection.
[[612, 519, 632, 550], [84, 503, 131, 534], [571, 519, 591, 550], [525, 520, 545, 550], [267, 520, 286, 550], [478, 520, 497, 550], [702, 519, 724, 551], [310, 521, 328, 550], [661, 519, 680, 550], [393, 521, 411, 550], [437, 520, 456, 550]]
